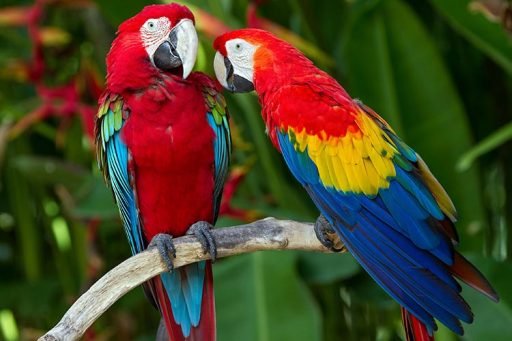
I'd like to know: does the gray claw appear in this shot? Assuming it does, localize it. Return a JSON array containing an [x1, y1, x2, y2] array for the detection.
[[187, 221, 217, 262], [149, 233, 176, 272], [314, 215, 343, 252]]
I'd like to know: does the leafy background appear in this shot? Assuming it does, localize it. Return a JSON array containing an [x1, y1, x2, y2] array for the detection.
[[0, 0, 511, 340]]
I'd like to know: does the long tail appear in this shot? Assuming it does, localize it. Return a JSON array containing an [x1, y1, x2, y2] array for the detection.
[[401, 308, 434, 341], [400, 251, 499, 341], [151, 261, 215, 341], [450, 252, 499, 302]]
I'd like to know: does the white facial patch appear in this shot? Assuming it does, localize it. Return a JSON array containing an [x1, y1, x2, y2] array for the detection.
[[140, 17, 171, 58], [225, 38, 257, 83]]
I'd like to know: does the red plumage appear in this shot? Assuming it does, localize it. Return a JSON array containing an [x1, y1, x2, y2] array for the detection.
[[214, 28, 498, 340], [98, 4, 222, 340], [120, 73, 216, 239], [215, 29, 359, 147], [402, 308, 435, 341]]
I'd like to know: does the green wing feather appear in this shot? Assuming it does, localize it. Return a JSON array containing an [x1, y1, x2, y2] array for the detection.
[[203, 86, 232, 221], [95, 94, 145, 254]]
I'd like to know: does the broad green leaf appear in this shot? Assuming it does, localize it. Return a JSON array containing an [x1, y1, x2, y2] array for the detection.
[[430, 0, 512, 74], [214, 252, 322, 341], [343, 0, 487, 248], [298, 252, 360, 284], [95, 0, 155, 26], [5, 163, 41, 281], [462, 255, 512, 340], [463, 293, 512, 341], [73, 177, 120, 220], [11, 155, 92, 194], [11, 156, 118, 219]]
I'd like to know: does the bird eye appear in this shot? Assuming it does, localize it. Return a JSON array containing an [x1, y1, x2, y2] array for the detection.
[[235, 43, 242, 50], [146, 20, 157, 31]]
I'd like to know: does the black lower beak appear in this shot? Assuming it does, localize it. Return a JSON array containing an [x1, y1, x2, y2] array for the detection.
[[233, 75, 254, 92], [153, 31, 182, 72], [224, 57, 254, 93]]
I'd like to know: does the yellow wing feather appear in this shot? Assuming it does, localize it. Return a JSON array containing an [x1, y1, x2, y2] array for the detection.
[[288, 108, 397, 195]]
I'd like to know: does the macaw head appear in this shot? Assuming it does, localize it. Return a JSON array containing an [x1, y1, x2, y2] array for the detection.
[[106, 4, 198, 91], [213, 29, 312, 93]]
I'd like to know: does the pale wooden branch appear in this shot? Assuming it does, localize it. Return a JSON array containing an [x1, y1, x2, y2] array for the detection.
[[38, 217, 345, 341]]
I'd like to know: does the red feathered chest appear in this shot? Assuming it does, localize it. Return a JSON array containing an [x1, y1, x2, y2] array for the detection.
[[120, 75, 215, 240]]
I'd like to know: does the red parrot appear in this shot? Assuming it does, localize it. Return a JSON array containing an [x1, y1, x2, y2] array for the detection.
[[213, 29, 498, 340], [96, 4, 231, 340]]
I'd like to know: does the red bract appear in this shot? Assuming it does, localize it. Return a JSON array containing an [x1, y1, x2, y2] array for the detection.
[[7, 0, 102, 145], [219, 166, 261, 222], [0, 6, 32, 26]]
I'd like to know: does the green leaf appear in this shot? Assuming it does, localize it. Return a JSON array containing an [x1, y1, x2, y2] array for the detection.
[[430, 0, 512, 74], [457, 121, 512, 171], [298, 252, 360, 284], [11, 156, 119, 219], [73, 177, 120, 220], [214, 252, 322, 341], [95, 0, 155, 26], [461, 255, 512, 340], [11, 156, 92, 194], [5, 163, 41, 281], [343, 0, 487, 248]]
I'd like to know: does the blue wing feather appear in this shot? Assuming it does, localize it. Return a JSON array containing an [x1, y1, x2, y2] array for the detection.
[[277, 130, 472, 335], [97, 96, 145, 255], [105, 134, 144, 254], [205, 91, 231, 220], [207, 113, 231, 219], [98, 89, 231, 337]]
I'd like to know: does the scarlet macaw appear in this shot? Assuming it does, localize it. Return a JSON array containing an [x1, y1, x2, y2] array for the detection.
[[212, 29, 497, 340], [96, 4, 231, 340]]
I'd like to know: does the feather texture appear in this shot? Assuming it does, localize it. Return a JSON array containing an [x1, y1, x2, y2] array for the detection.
[[213, 27, 497, 339], [97, 52, 230, 341]]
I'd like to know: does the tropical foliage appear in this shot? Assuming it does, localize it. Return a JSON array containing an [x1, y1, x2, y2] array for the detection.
[[0, 0, 511, 340]]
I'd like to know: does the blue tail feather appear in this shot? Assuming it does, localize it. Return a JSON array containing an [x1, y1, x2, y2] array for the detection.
[[306, 182, 470, 334], [361, 211, 459, 291], [340, 217, 467, 334], [161, 261, 206, 337], [353, 217, 471, 324]]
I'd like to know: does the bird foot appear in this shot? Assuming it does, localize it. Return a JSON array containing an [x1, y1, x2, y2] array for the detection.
[[149, 233, 176, 272], [314, 215, 344, 252], [187, 221, 217, 262]]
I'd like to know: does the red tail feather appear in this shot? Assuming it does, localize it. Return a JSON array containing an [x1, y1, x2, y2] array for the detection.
[[451, 252, 499, 302], [401, 308, 434, 341], [153, 261, 216, 341]]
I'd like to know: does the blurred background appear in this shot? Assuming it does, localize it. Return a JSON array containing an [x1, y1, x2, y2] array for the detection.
[[0, 0, 511, 340]]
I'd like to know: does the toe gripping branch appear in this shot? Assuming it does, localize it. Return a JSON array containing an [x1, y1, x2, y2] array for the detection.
[[149, 234, 177, 272], [314, 215, 344, 252], [187, 221, 217, 262]]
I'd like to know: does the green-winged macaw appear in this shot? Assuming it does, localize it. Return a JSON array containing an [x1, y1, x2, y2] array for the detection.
[[96, 4, 231, 340]]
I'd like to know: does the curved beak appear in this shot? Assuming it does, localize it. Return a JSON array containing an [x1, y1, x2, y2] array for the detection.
[[214, 52, 254, 93], [153, 19, 198, 79], [214, 51, 231, 90]]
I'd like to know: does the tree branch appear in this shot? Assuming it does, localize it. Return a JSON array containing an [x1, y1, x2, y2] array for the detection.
[[38, 218, 344, 341]]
